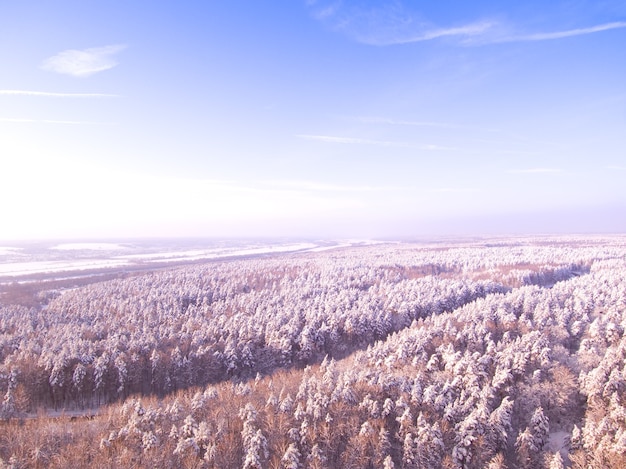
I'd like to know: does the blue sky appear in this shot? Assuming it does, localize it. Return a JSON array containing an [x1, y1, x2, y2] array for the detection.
[[1, 0, 625, 240]]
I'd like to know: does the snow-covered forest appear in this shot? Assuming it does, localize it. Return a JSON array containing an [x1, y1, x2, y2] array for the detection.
[[1, 236, 625, 468]]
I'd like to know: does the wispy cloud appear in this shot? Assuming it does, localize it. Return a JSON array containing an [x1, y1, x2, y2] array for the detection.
[[355, 20, 626, 46], [359, 116, 501, 133], [307, 2, 626, 46], [0, 90, 119, 98], [500, 21, 626, 43], [430, 187, 479, 194], [299, 134, 401, 146], [359, 117, 455, 128], [41, 45, 127, 77], [298, 134, 451, 150], [261, 179, 395, 193], [0, 117, 116, 125], [507, 168, 563, 174], [312, 2, 341, 20], [384, 21, 495, 45]]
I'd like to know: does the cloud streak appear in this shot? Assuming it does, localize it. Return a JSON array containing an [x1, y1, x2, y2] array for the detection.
[[41, 45, 127, 77], [0, 90, 119, 98], [261, 179, 397, 193], [384, 21, 495, 45], [507, 168, 563, 174], [298, 134, 451, 150], [500, 21, 626, 43], [0, 118, 117, 125], [430, 187, 479, 194], [307, 2, 626, 46], [366, 20, 626, 46], [359, 116, 501, 133], [299, 134, 401, 146], [359, 117, 456, 128]]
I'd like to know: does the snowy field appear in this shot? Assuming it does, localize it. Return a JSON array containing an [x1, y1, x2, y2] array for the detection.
[[0, 238, 380, 280]]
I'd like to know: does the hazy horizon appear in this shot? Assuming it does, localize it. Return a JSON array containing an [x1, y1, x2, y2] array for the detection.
[[1, 1, 625, 240]]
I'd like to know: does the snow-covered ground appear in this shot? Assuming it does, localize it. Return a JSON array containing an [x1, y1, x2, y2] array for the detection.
[[547, 430, 569, 455], [0, 246, 24, 256], [0, 259, 131, 277], [52, 243, 129, 251], [116, 242, 318, 263], [304, 239, 389, 252], [304, 243, 354, 253], [0, 240, 374, 278]]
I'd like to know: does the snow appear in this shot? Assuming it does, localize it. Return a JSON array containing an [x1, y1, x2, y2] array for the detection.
[[52, 243, 128, 251], [547, 430, 569, 454], [0, 259, 130, 277], [118, 249, 214, 261], [305, 243, 354, 252], [344, 239, 388, 245], [304, 239, 391, 253], [0, 242, 319, 277], [0, 247, 23, 255], [223, 242, 317, 256], [116, 243, 318, 263]]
